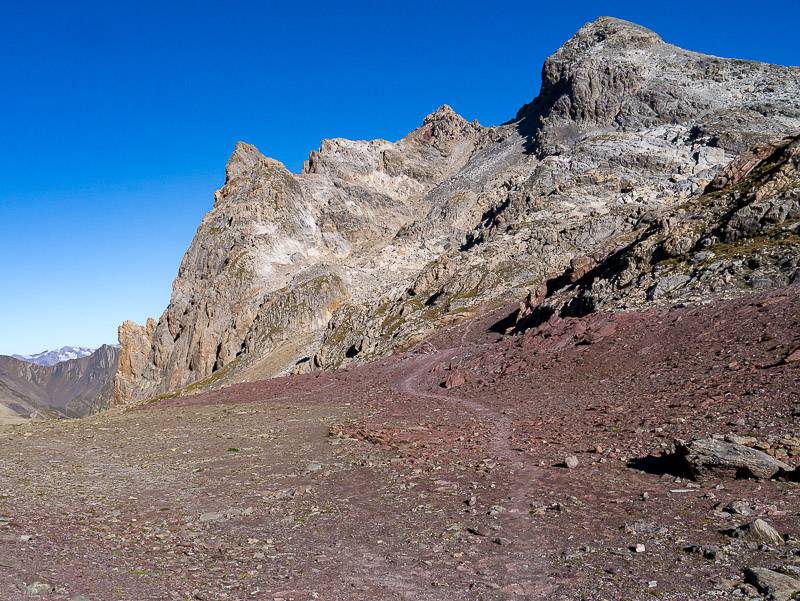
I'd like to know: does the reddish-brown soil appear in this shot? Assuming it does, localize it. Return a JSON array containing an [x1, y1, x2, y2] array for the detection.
[[1, 287, 798, 600]]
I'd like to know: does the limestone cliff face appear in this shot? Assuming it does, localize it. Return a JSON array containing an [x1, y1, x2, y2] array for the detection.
[[115, 17, 800, 402], [513, 132, 800, 328], [115, 108, 485, 401]]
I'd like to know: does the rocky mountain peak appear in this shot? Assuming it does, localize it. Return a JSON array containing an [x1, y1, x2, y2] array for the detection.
[[518, 16, 800, 154], [115, 18, 800, 404], [561, 16, 663, 54], [215, 141, 293, 207], [224, 141, 267, 180], [405, 104, 480, 156], [422, 104, 462, 124]]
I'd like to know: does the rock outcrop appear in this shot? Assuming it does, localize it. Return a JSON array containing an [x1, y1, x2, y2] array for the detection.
[[115, 17, 800, 403], [511, 132, 800, 324]]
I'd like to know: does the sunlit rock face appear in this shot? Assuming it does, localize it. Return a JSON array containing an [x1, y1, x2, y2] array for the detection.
[[115, 17, 800, 402]]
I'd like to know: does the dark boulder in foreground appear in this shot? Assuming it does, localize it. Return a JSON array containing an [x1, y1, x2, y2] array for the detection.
[[676, 438, 791, 481], [745, 568, 800, 601]]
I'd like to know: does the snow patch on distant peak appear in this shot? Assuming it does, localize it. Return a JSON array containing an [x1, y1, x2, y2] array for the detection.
[[11, 346, 96, 367]]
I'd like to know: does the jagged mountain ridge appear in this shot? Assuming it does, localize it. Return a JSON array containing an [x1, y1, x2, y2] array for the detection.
[[0, 345, 119, 422], [115, 17, 800, 403], [12, 346, 95, 367]]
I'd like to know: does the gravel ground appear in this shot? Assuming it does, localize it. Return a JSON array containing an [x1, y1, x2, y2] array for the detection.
[[0, 286, 798, 600]]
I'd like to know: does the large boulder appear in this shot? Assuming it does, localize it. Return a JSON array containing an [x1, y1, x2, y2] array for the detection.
[[676, 437, 791, 480], [745, 568, 800, 601]]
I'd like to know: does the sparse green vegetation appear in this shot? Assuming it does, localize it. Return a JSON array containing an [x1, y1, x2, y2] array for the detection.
[[145, 356, 241, 403], [704, 230, 800, 261]]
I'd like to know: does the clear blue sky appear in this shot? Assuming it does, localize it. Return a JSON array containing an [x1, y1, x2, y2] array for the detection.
[[1, 1, 798, 355]]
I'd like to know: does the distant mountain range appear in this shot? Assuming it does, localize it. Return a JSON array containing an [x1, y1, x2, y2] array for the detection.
[[0, 346, 119, 423], [12, 346, 96, 366]]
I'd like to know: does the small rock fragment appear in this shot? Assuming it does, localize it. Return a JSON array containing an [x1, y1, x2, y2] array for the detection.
[[724, 500, 753, 516], [21, 581, 54, 595], [442, 370, 466, 389], [731, 518, 784, 546], [724, 434, 758, 446], [564, 456, 579, 469], [783, 348, 800, 364], [685, 544, 719, 560], [199, 512, 224, 523]]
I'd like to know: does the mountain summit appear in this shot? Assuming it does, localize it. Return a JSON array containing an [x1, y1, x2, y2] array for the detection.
[[12, 346, 95, 367], [517, 16, 799, 152], [114, 17, 800, 403]]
